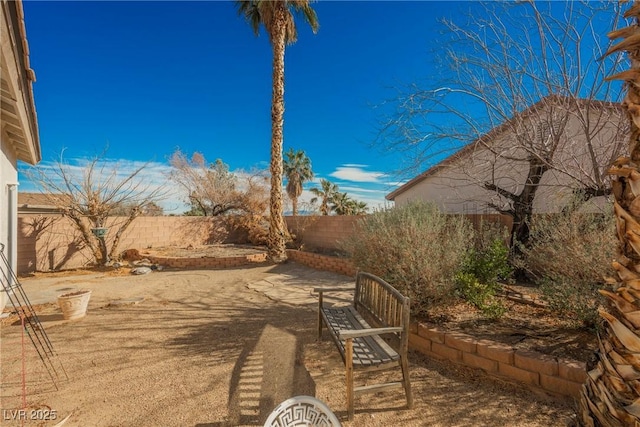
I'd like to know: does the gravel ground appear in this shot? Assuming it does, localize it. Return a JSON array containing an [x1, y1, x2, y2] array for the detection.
[[0, 264, 577, 426]]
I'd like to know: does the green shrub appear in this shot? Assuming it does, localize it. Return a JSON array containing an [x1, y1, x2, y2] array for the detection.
[[341, 201, 473, 316], [454, 272, 506, 319], [519, 201, 615, 328], [461, 235, 512, 286], [454, 228, 511, 319]]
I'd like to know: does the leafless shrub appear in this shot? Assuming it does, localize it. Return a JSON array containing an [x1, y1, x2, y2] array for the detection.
[[341, 201, 473, 316], [517, 202, 615, 327]]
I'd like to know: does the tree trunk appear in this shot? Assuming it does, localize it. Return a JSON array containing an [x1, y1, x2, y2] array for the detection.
[[510, 159, 548, 252], [580, 3, 640, 425], [292, 197, 298, 216], [268, 5, 288, 263], [485, 158, 548, 254], [108, 208, 140, 261]]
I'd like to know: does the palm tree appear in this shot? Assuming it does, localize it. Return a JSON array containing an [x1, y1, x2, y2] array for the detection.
[[283, 148, 313, 216], [331, 192, 352, 215], [580, 4, 640, 425], [351, 200, 368, 215], [310, 178, 338, 215], [331, 193, 368, 215], [236, 0, 319, 262]]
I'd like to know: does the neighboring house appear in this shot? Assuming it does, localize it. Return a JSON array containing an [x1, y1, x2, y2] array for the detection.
[[18, 192, 63, 214], [1, 0, 41, 310], [386, 96, 626, 215]]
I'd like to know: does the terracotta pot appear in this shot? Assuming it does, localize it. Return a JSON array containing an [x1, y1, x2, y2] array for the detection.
[[57, 290, 92, 320]]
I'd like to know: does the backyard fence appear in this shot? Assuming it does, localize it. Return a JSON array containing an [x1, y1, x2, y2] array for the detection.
[[17, 213, 513, 274]]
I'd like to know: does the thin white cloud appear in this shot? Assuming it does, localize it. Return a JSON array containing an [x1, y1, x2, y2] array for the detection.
[[329, 166, 386, 183], [339, 186, 388, 195], [384, 180, 409, 188], [19, 157, 185, 213]]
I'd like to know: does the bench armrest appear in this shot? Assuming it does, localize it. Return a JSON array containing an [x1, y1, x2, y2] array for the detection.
[[339, 326, 403, 339], [314, 287, 354, 294]]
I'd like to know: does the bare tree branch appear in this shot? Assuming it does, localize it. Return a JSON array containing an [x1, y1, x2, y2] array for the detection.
[[376, 1, 628, 250], [24, 148, 168, 265]]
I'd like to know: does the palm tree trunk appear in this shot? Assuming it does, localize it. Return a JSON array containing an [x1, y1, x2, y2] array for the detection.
[[267, 4, 288, 263], [580, 3, 640, 425], [292, 197, 298, 216]]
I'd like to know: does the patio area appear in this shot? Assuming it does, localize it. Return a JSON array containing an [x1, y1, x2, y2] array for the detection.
[[1, 263, 575, 426]]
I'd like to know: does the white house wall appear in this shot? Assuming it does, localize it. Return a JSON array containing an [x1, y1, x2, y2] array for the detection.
[[0, 133, 18, 310], [0, 0, 41, 312], [393, 103, 622, 214]]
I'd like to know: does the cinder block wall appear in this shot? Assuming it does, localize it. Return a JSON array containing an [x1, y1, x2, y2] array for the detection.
[[409, 323, 586, 399], [17, 214, 232, 273], [285, 215, 361, 252], [286, 249, 356, 277]]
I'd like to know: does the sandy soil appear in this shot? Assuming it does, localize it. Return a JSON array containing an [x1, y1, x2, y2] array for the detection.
[[140, 244, 267, 259], [1, 264, 577, 427]]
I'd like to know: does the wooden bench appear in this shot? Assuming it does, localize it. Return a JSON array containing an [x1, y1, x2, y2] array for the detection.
[[315, 272, 413, 420]]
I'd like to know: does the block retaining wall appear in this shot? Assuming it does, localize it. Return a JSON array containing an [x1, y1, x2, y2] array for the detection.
[[409, 322, 586, 400], [140, 252, 268, 269], [286, 249, 357, 277]]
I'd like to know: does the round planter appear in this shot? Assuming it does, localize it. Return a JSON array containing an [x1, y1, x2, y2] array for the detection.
[[57, 290, 92, 320]]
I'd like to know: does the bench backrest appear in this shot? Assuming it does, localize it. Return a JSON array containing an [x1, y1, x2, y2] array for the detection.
[[354, 272, 410, 351]]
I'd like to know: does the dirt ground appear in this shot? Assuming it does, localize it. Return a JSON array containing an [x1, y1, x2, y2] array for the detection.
[[0, 263, 578, 427]]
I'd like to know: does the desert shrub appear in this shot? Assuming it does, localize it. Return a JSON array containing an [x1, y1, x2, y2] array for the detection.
[[340, 201, 473, 316], [539, 278, 603, 329], [518, 201, 615, 328], [463, 227, 512, 285], [454, 272, 506, 319], [455, 230, 511, 319]]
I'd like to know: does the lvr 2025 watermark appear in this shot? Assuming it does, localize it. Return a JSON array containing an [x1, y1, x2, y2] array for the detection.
[[2, 409, 57, 421]]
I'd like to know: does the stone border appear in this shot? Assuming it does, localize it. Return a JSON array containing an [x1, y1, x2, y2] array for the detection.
[[409, 322, 586, 399], [141, 252, 268, 269], [285, 249, 356, 277]]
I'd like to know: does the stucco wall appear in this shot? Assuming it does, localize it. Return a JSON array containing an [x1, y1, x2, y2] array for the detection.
[[392, 102, 622, 215], [0, 135, 18, 309]]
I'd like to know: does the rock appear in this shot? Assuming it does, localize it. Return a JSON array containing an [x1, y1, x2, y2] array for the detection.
[[121, 248, 142, 261], [131, 267, 152, 275]]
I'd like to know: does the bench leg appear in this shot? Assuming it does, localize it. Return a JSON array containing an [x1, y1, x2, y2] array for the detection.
[[400, 355, 413, 409], [346, 337, 355, 421], [317, 293, 323, 341]]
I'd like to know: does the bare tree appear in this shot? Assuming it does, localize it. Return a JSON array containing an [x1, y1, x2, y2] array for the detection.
[[377, 1, 628, 250], [25, 149, 167, 265], [169, 150, 240, 216], [169, 149, 272, 244]]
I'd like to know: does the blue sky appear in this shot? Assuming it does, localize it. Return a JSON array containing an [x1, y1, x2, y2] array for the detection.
[[17, 0, 477, 214], [17, 1, 619, 214]]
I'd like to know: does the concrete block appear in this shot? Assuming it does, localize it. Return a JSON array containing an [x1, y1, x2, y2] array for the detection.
[[515, 350, 558, 376], [498, 362, 540, 386], [431, 342, 462, 362], [540, 374, 582, 398], [558, 359, 587, 383], [418, 324, 445, 344], [409, 333, 431, 354], [477, 339, 514, 364], [445, 332, 477, 353], [462, 352, 498, 373]]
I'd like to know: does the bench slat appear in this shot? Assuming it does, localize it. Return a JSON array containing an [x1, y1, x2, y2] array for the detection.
[[321, 306, 400, 367]]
